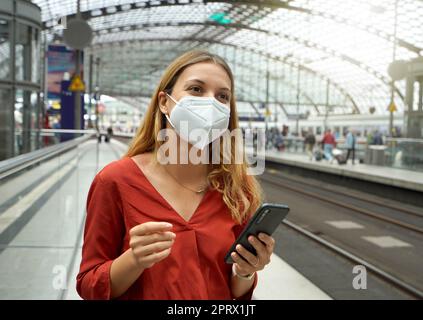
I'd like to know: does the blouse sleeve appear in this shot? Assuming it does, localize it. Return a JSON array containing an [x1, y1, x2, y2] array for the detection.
[[76, 172, 125, 300], [232, 218, 259, 300]]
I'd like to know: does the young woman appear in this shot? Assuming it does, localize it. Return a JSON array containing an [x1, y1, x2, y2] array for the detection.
[[76, 50, 276, 300]]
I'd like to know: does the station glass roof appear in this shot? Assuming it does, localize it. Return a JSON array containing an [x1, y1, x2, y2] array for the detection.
[[31, 0, 423, 116]]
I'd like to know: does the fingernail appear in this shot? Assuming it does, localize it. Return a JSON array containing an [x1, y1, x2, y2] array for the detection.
[[236, 245, 241, 250], [249, 236, 254, 242], [164, 223, 172, 227], [231, 252, 236, 257]]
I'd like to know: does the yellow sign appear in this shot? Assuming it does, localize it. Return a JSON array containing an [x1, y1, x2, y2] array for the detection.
[[265, 108, 272, 116], [69, 75, 85, 92], [388, 101, 397, 113], [51, 101, 60, 110]]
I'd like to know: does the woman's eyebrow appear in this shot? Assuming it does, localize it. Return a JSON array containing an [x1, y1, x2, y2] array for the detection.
[[185, 78, 231, 92], [185, 78, 205, 85]]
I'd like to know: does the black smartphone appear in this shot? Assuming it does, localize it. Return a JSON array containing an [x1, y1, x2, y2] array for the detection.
[[224, 203, 290, 264]]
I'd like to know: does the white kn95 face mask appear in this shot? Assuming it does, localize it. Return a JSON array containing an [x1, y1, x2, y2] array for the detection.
[[165, 93, 231, 150]]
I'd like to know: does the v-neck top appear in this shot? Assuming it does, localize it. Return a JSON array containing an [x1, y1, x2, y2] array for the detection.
[[76, 156, 258, 300], [129, 157, 209, 224]]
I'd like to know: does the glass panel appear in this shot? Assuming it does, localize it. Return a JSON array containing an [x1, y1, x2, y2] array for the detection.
[[30, 91, 39, 151], [14, 89, 37, 155], [0, 87, 13, 160], [14, 89, 24, 155], [420, 79, 423, 112], [15, 23, 31, 82], [0, 18, 10, 79], [385, 138, 423, 171], [31, 28, 40, 83], [413, 80, 419, 111]]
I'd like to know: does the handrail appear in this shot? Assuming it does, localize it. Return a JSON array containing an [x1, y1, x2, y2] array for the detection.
[[0, 133, 95, 180], [265, 135, 423, 144], [39, 129, 97, 134], [112, 132, 136, 138], [385, 137, 423, 143]]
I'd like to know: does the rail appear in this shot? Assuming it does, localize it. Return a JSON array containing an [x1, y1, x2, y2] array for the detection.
[[0, 130, 96, 180]]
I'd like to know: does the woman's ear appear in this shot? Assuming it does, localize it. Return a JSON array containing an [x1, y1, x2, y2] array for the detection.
[[158, 91, 169, 115]]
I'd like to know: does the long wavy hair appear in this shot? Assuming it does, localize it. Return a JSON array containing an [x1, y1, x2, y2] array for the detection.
[[125, 50, 262, 224]]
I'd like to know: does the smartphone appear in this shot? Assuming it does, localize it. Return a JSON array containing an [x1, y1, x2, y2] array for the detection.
[[224, 203, 290, 264]]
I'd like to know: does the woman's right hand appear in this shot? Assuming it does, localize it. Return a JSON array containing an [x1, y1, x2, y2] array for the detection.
[[128, 221, 175, 269]]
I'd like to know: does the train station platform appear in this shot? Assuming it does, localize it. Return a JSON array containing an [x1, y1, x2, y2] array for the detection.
[[262, 150, 423, 194], [0, 138, 331, 300]]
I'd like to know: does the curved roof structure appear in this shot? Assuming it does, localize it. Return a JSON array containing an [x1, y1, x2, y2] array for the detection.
[[33, 0, 423, 116]]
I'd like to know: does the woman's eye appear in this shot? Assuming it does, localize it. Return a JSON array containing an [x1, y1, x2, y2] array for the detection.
[[218, 93, 230, 102], [189, 86, 202, 93]]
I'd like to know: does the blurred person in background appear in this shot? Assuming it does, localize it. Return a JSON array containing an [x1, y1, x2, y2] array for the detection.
[[321, 129, 336, 163], [345, 128, 356, 165], [304, 129, 316, 161]]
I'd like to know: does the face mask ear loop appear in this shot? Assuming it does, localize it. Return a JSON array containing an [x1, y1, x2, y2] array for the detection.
[[163, 92, 178, 128], [166, 92, 178, 105], [165, 114, 176, 128]]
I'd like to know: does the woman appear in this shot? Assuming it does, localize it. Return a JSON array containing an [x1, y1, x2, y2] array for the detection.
[[76, 50, 276, 300]]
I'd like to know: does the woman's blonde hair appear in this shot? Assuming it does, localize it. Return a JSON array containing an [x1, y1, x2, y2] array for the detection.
[[125, 50, 262, 224]]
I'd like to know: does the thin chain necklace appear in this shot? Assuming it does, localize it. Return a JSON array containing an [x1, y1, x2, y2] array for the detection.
[[162, 165, 208, 194]]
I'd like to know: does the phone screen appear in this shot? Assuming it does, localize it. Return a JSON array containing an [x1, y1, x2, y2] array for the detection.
[[224, 203, 289, 264]]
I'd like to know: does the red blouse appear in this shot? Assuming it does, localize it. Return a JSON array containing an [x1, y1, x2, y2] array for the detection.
[[76, 156, 258, 300]]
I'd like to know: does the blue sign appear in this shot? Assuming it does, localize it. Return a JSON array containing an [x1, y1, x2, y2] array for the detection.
[[60, 80, 84, 141], [47, 45, 84, 100]]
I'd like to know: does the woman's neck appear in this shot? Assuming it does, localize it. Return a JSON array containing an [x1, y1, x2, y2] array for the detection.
[[165, 161, 208, 184], [156, 133, 210, 185]]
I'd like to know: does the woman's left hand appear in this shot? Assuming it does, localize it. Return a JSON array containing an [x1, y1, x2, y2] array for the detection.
[[231, 233, 275, 277]]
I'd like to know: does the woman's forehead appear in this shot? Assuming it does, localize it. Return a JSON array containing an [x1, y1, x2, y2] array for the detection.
[[177, 62, 232, 89]]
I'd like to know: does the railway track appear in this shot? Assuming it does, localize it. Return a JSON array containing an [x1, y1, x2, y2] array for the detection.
[[279, 219, 423, 299], [260, 171, 423, 235], [267, 168, 423, 217], [259, 170, 423, 298]]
